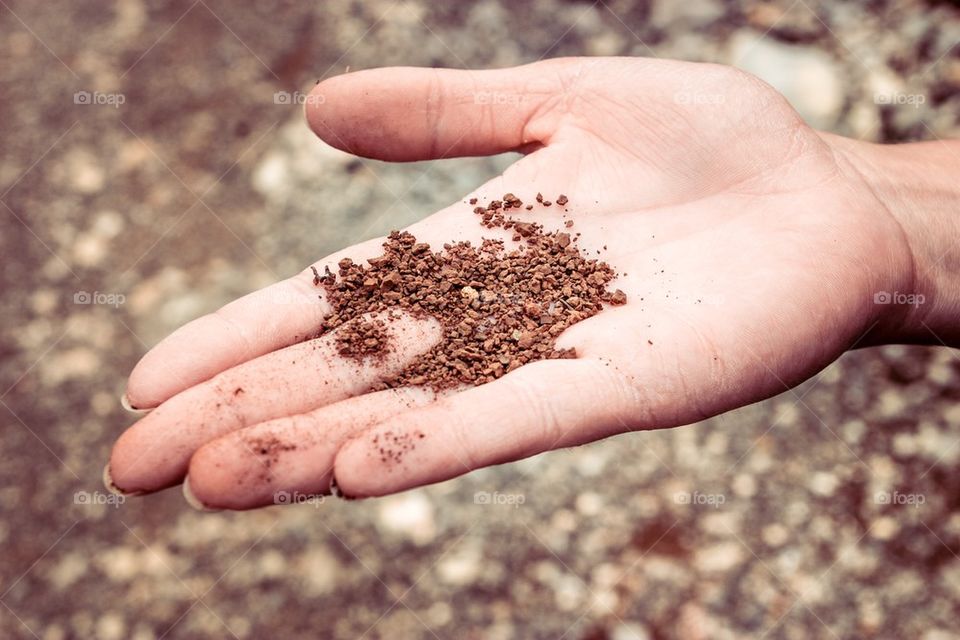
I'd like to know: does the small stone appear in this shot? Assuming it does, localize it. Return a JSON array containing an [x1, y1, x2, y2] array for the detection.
[[842, 419, 867, 444], [575, 492, 603, 516], [892, 433, 918, 457], [73, 233, 108, 267], [927, 361, 954, 386], [808, 471, 838, 497], [47, 552, 88, 590], [95, 613, 126, 640], [945, 404, 960, 426], [761, 523, 789, 548], [42, 347, 99, 385], [377, 491, 435, 544], [65, 148, 105, 194], [437, 545, 481, 585], [297, 546, 340, 596], [427, 601, 452, 626], [651, 0, 724, 28], [871, 516, 900, 541], [554, 574, 585, 610], [610, 623, 652, 640], [31, 289, 58, 315], [732, 473, 757, 498], [609, 289, 627, 305], [694, 542, 743, 572], [728, 32, 843, 129], [877, 390, 907, 418], [257, 549, 287, 579]]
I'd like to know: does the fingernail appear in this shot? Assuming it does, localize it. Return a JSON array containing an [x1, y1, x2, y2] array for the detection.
[[182, 476, 221, 512], [103, 464, 145, 497], [120, 393, 151, 415], [329, 474, 358, 501]]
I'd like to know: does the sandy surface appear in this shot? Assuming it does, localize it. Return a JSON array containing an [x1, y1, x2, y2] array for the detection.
[[2, 1, 959, 638]]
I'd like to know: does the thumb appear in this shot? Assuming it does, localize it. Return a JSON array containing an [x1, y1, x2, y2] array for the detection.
[[305, 59, 574, 162]]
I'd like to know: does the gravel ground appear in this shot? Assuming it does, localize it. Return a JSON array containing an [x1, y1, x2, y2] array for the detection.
[[2, 1, 960, 638]]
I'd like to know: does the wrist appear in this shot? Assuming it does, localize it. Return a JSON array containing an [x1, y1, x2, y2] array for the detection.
[[825, 134, 960, 347]]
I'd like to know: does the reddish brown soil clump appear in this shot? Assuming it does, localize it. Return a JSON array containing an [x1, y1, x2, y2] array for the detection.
[[334, 318, 390, 360], [315, 194, 626, 390]]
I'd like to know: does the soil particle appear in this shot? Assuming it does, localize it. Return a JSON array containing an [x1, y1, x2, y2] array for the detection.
[[246, 434, 299, 479], [335, 318, 391, 360], [372, 429, 427, 464], [312, 194, 626, 390]]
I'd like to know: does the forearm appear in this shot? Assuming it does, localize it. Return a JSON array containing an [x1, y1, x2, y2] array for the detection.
[[828, 134, 960, 347]]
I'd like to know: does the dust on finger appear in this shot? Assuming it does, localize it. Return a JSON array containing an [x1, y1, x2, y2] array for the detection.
[[183, 386, 445, 510], [108, 309, 441, 495]]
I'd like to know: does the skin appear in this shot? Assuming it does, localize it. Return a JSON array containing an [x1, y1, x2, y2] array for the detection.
[[106, 57, 960, 510]]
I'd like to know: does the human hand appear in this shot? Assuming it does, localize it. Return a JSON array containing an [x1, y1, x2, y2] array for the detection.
[[107, 57, 930, 509]]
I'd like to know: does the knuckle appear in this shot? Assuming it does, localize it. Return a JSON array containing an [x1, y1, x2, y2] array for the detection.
[[502, 365, 564, 446], [434, 405, 479, 473]]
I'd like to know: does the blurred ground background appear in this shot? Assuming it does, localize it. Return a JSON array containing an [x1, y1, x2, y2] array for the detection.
[[2, 0, 960, 638]]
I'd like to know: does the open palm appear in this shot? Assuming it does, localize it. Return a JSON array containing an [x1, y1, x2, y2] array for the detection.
[[108, 57, 913, 509]]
